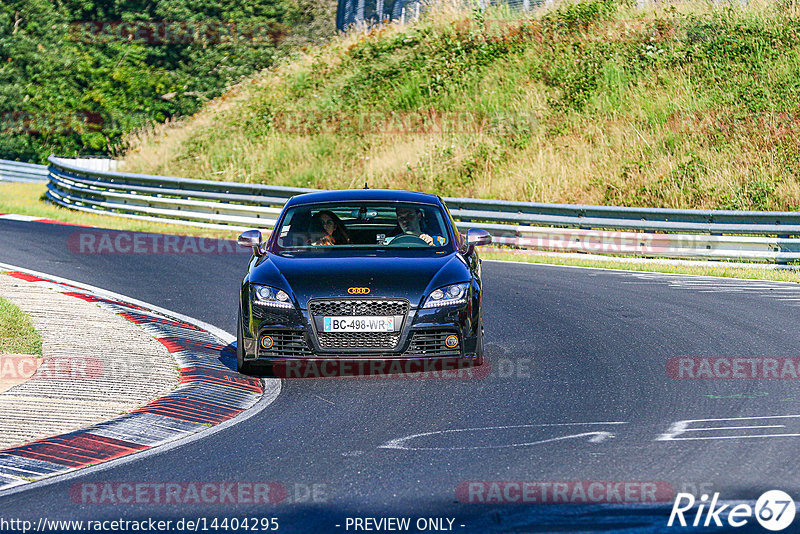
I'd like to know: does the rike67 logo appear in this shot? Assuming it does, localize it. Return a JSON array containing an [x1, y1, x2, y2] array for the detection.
[[668, 490, 796, 531]]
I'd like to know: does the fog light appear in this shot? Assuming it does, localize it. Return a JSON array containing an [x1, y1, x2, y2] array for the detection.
[[444, 335, 459, 348], [260, 335, 274, 350]]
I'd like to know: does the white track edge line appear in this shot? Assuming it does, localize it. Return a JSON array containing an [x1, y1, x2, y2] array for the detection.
[[483, 259, 800, 287]]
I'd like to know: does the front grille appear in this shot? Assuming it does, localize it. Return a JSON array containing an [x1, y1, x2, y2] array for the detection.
[[309, 299, 409, 350], [317, 331, 401, 349], [406, 330, 460, 357], [258, 330, 312, 358], [309, 299, 408, 317]]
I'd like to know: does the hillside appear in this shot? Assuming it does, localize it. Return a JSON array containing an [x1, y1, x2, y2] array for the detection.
[[123, 0, 800, 210]]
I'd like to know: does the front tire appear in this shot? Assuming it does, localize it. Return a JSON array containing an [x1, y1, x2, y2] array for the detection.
[[236, 311, 253, 375]]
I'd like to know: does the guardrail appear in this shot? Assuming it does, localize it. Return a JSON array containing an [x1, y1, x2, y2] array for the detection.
[[9, 155, 800, 263], [1, 158, 119, 183], [0, 160, 49, 183]]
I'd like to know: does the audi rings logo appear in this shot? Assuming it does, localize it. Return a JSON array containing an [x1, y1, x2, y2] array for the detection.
[[348, 287, 370, 295]]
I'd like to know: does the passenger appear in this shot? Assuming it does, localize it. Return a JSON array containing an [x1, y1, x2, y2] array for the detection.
[[392, 206, 445, 246], [309, 210, 350, 246]]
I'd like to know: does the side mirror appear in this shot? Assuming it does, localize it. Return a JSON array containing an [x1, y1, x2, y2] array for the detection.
[[466, 228, 492, 247], [238, 230, 264, 257]]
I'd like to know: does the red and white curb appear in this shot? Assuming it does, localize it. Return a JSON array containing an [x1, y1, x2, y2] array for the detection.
[[0, 264, 280, 492], [0, 214, 88, 226]]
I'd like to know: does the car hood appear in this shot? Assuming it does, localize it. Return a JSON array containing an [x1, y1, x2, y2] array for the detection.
[[250, 252, 468, 308]]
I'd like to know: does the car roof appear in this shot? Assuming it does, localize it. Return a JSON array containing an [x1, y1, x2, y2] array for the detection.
[[284, 189, 441, 208]]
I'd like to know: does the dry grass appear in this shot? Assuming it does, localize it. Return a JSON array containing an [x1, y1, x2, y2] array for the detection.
[[122, 0, 800, 210]]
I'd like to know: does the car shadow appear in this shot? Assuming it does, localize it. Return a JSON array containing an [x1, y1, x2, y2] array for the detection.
[[236, 357, 487, 380], [218, 342, 239, 372]]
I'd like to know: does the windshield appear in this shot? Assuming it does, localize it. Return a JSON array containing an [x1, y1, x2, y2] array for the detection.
[[270, 202, 453, 253]]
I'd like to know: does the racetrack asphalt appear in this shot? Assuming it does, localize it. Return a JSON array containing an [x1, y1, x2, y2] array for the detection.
[[1, 219, 799, 533]]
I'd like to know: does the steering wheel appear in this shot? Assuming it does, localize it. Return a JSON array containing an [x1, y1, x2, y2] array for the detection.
[[386, 234, 428, 246]]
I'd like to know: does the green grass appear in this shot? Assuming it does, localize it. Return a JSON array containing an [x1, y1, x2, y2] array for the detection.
[[0, 182, 240, 239], [123, 0, 800, 211], [482, 249, 800, 283], [0, 296, 42, 356]]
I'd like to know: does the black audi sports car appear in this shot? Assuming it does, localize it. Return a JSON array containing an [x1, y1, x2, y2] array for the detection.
[[235, 189, 491, 375]]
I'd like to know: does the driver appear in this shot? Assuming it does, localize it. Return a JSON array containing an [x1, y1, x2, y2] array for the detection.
[[392, 207, 445, 246]]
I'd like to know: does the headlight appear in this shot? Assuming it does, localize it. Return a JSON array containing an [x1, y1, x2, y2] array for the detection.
[[252, 284, 293, 309], [423, 282, 469, 308]]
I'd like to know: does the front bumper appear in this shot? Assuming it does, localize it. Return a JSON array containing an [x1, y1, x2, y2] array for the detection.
[[241, 298, 481, 366]]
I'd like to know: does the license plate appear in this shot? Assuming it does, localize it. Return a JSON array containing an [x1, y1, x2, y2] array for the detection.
[[323, 316, 395, 332]]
